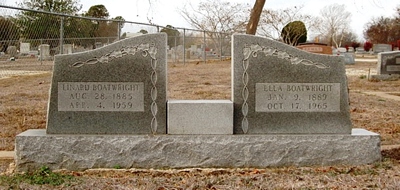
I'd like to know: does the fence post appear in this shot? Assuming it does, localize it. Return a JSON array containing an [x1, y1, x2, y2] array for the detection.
[[203, 31, 206, 64], [174, 35, 177, 63], [59, 16, 64, 55], [220, 33, 223, 61], [183, 29, 186, 65], [40, 39, 43, 65], [117, 21, 121, 41]]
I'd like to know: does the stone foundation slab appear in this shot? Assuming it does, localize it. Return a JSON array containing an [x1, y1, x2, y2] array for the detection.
[[15, 129, 381, 172]]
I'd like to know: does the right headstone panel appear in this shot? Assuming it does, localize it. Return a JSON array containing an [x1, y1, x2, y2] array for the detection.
[[232, 34, 352, 134]]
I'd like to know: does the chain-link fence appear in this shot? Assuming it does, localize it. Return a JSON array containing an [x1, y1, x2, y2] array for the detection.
[[0, 4, 231, 63]]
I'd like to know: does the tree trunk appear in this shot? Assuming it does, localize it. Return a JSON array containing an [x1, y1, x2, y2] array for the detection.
[[246, 0, 266, 35]]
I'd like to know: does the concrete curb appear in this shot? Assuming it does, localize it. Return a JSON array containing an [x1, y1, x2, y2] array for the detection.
[[362, 91, 400, 101], [0, 151, 14, 159]]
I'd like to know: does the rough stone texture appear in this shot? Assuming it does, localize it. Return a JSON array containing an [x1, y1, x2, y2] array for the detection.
[[232, 34, 352, 134], [167, 100, 233, 134], [47, 33, 167, 134], [15, 129, 381, 172], [377, 51, 400, 75]]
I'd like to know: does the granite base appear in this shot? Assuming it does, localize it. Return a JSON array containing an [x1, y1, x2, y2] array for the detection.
[[15, 129, 381, 172], [370, 74, 400, 81]]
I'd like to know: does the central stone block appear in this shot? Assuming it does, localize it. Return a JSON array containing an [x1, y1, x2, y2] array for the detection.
[[167, 100, 233, 134]]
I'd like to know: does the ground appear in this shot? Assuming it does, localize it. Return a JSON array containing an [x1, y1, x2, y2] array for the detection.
[[0, 56, 399, 189]]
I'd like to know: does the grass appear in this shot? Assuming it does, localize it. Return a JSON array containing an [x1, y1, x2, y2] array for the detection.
[[0, 166, 77, 188]]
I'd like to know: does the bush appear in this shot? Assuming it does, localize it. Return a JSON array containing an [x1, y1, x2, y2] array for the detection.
[[364, 41, 373, 52]]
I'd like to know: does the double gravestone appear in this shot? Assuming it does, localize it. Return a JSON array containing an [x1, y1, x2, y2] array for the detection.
[[15, 34, 381, 172]]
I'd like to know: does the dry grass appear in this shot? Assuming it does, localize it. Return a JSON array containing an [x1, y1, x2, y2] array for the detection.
[[0, 73, 51, 151], [168, 60, 231, 100], [1, 58, 400, 189]]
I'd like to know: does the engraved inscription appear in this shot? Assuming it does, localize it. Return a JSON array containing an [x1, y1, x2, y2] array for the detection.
[[58, 82, 144, 112], [387, 65, 400, 72], [256, 83, 340, 112]]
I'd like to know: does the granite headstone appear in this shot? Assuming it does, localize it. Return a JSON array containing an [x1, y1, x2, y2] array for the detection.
[[373, 44, 392, 54], [39, 44, 51, 61], [355, 47, 366, 54], [6, 46, 17, 57], [232, 34, 352, 134], [46, 33, 167, 134], [20, 43, 30, 54], [342, 52, 355, 65], [377, 51, 400, 75], [63, 44, 73, 54]]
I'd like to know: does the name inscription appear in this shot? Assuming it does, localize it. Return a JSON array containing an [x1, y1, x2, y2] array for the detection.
[[386, 65, 400, 72], [255, 83, 340, 112], [58, 82, 144, 112]]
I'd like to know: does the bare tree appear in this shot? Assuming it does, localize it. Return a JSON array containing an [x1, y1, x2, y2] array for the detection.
[[258, 5, 320, 41], [338, 31, 359, 46], [364, 16, 400, 44], [180, 0, 249, 51], [318, 4, 351, 48], [246, 0, 266, 35]]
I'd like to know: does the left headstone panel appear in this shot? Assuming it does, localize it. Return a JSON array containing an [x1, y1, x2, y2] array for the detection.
[[46, 33, 167, 134]]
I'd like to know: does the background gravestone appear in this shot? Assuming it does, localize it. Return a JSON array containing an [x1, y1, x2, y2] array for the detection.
[[355, 47, 366, 54], [296, 43, 332, 55], [20, 43, 30, 55], [342, 53, 355, 65], [377, 51, 400, 75], [373, 44, 392, 54], [47, 33, 167, 134], [39, 44, 51, 61], [62, 44, 73, 54], [6, 46, 17, 57], [232, 34, 352, 134]]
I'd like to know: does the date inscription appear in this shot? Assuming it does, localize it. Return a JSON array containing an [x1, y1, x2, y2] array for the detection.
[[255, 83, 340, 112], [58, 82, 144, 112]]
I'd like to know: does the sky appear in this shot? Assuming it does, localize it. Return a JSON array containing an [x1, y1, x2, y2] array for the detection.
[[3, 0, 399, 41]]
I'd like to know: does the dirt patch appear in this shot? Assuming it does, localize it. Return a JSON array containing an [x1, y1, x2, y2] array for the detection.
[[388, 93, 400, 96], [382, 147, 400, 161], [0, 160, 13, 174]]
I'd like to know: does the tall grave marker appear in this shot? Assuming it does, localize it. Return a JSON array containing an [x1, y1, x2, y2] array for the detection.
[[233, 34, 352, 134], [47, 33, 167, 134]]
